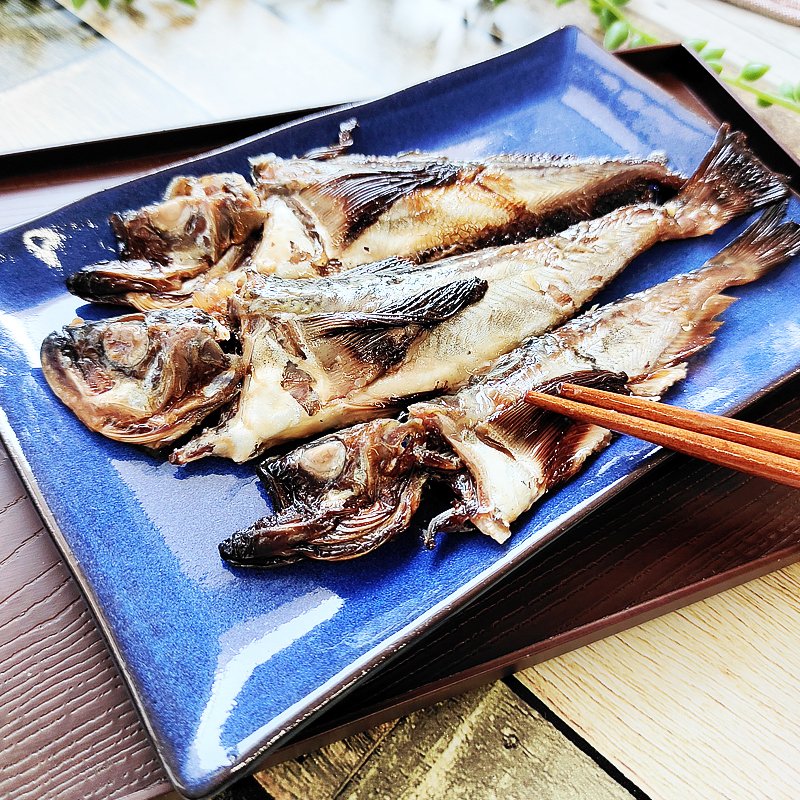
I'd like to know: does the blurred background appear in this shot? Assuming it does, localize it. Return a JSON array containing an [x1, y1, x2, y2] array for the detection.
[[2, 0, 798, 157]]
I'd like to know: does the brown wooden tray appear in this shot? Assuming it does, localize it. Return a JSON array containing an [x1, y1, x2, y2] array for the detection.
[[2, 43, 799, 800]]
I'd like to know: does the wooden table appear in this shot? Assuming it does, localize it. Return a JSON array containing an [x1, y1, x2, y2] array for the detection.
[[2, 2, 800, 799]]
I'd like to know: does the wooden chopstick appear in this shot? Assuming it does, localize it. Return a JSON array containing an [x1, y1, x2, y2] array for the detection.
[[559, 383, 800, 460], [524, 383, 800, 489]]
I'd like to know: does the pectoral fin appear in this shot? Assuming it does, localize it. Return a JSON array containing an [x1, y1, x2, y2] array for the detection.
[[302, 161, 463, 245], [302, 277, 488, 370]]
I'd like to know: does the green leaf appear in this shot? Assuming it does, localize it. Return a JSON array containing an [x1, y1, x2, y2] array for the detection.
[[176, 0, 197, 5], [72, 0, 88, 7], [598, 8, 615, 31], [96, 0, 110, 8], [779, 82, 795, 100], [757, 97, 773, 108], [604, 20, 629, 50], [706, 60, 723, 75], [740, 63, 770, 82], [588, 0, 603, 13], [629, 32, 647, 48], [554, 0, 576, 6], [609, 0, 630, 5], [685, 38, 708, 53], [701, 45, 726, 61], [795, 82, 800, 103]]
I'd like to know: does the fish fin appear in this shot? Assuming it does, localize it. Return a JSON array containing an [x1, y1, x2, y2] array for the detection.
[[626, 293, 735, 399], [301, 161, 463, 245], [628, 365, 688, 397], [669, 293, 734, 364], [708, 201, 800, 283], [671, 125, 788, 235], [302, 277, 487, 368], [303, 118, 358, 161], [477, 370, 627, 477]]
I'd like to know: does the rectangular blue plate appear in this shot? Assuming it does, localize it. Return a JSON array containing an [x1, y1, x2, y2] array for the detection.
[[1, 27, 799, 798]]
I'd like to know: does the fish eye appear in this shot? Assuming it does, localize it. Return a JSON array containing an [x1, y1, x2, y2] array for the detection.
[[297, 439, 347, 481], [102, 322, 150, 369]]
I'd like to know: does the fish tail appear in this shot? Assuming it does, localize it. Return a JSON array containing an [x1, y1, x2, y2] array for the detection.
[[629, 204, 800, 396], [706, 201, 800, 284], [670, 125, 788, 236]]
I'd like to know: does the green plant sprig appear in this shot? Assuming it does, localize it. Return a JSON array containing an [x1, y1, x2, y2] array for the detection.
[[553, 0, 800, 115]]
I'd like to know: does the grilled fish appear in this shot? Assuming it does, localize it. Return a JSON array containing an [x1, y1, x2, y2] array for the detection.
[[219, 203, 800, 565], [66, 137, 684, 312], [248, 147, 685, 275], [171, 126, 785, 463], [41, 308, 243, 447]]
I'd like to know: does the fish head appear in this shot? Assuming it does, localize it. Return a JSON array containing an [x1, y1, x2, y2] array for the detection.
[[41, 308, 244, 447], [219, 418, 431, 566]]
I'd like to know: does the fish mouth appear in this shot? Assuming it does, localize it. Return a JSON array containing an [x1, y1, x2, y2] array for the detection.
[[66, 259, 199, 307], [219, 472, 430, 566]]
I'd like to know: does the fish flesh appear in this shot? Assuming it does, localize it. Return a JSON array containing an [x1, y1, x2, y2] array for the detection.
[[67, 174, 266, 311], [169, 126, 785, 463], [65, 133, 685, 312], [41, 308, 243, 447], [218, 203, 800, 565]]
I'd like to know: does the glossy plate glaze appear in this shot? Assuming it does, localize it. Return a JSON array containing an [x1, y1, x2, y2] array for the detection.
[[1, 28, 798, 798]]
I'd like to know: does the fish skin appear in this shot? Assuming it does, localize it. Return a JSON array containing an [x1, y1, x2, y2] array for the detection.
[[219, 202, 800, 567], [67, 143, 684, 313], [248, 149, 686, 275], [173, 126, 787, 465]]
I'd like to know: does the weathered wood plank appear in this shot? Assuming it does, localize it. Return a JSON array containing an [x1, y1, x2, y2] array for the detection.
[[517, 562, 800, 800], [255, 722, 399, 800], [256, 683, 633, 800]]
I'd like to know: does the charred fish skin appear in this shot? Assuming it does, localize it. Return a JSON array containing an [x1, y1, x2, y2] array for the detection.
[[249, 146, 686, 277], [174, 126, 786, 466], [67, 174, 266, 311], [41, 308, 244, 448], [220, 202, 800, 566]]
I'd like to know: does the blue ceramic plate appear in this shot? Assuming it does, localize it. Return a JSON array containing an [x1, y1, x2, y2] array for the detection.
[[1, 27, 799, 798]]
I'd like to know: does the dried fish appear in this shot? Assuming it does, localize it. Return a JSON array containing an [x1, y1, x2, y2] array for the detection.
[[248, 145, 686, 275], [219, 203, 800, 565], [67, 174, 265, 311], [66, 137, 684, 312]]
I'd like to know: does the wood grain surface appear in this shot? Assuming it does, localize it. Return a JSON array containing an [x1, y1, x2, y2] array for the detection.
[[0, 451, 172, 800], [257, 683, 633, 800], [519, 563, 800, 800]]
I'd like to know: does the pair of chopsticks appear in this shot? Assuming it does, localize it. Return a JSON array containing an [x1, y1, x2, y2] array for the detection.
[[525, 383, 800, 488]]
